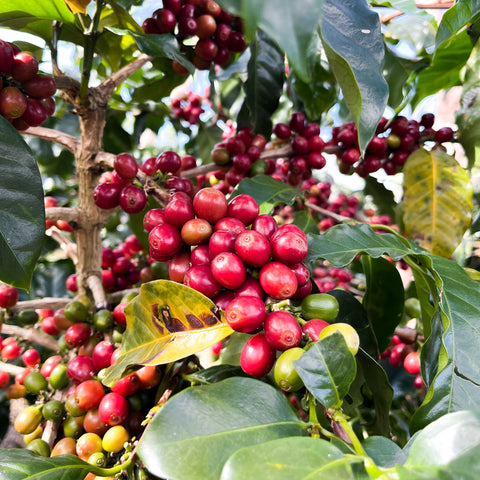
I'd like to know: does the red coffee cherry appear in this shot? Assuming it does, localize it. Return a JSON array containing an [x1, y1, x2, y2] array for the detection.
[[270, 230, 308, 266], [169, 252, 192, 283], [156, 150, 181, 174], [0, 86, 27, 119], [119, 185, 147, 214], [0, 285, 19, 308], [93, 182, 122, 209], [23, 74, 57, 98], [111, 372, 141, 397], [164, 192, 195, 228], [148, 223, 183, 259], [98, 392, 130, 426], [210, 252, 246, 289], [264, 311, 303, 351], [234, 230, 271, 267], [66, 355, 95, 384], [65, 323, 92, 349], [114, 153, 138, 180], [11, 52, 39, 82], [74, 380, 105, 412], [226, 194, 259, 225], [240, 333, 276, 378], [184, 265, 222, 298], [193, 187, 228, 223], [224, 296, 266, 333], [259, 262, 298, 300]]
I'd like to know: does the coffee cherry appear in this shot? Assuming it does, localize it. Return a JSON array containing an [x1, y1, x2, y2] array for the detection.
[[270, 230, 308, 266], [65, 323, 91, 349], [42, 399, 66, 422], [252, 214, 277, 240], [51, 437, 77, 456], [76, 432, 103, 461], [0, 371, 9, 389], [119, 185, 147, 214], [318, 322, 360, 355], [264, 310, 303, 350], [184, 265, 222, 298], [22, 348, 41, 368], [274, 347, 305, 392], [93, 182, 122, 209], [0, 39, 14, 73], [259, 262, 298, 299], [114, 152, 138, 180], [211, 252, 246, 289], [208, 230, 237, 259], [153, 8, 177, 33], [11, 52, 39, 82], [0, 284, 19, 308], [98, 392, 130, 426], [301, 293, 339, 321], [102, 425, 129, 453], [181, 218, 213, 245], [302, 319, 330, 341], [149, 223, 183, 259], [224, 295, 266, 332], [23, 371, 48, 395], [227, 194, 259, 225], [67, 355, 95, 384], [74, 380, 105, 411], [240, 333, 276, 377], [21, 98, 48, 126], [434, 127, 454, 143], [234, 230, 271, 267], [111, 372, 141, 397], [403, 351, 421, 375], [47, 364, 69, 390], [193, 187, 228, 223], [0, 86, 27, 119], [14, 405, 42, 434]]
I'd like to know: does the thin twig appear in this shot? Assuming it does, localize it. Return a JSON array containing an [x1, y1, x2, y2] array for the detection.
[[0, 361, 27, 376], [1, 325, 59, 351], [22, 126, 78, 152], [46, 227, 79, 264], [304, 200, 351, 223], [9, 297, 70, 313], [86, 274, 107, 309]]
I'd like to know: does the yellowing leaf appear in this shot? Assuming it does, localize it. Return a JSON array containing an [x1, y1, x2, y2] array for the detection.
[[102, 280, 234, 386], [65, 0, 91, 14], [402, 148, 473, 257]]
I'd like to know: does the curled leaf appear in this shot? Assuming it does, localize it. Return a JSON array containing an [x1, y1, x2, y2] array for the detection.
[[65, 0, 91, 14], [102, 280, 234, 386]]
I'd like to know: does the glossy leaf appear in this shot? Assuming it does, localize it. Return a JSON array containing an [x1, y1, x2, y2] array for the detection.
[[0, 449, 105, 479], [293, 209, 319, 235], [411, 256, 480, 431], [0, 118, 45, 289], [243, 30, 285, 137], [396, 411, 480, 479], [185, 365, 247, 385], [294, 332, 357, 409], [372, 0, 431, 17], [0, 0, 75, 25], [362, 256, 404, 354], [220, 437, 356, 479], [362, 435, 407, 468], [402, 148, 473, 258], [102, 280, 234, 386], [320, 0, 389, 152], [137, 377, 306, 480], [218, 0, 325, 81], [230, 175, 300, 215]]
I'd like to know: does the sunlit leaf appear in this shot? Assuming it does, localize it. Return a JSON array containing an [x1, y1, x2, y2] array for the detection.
[[102, 280, 234, 386], [402, 148, 473, 258], [0, 0, 75, 25], [65, 0, 91, 14]]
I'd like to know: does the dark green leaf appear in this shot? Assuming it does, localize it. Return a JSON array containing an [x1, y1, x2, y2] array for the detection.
[[220, 436, 356, 479], [0, 118, 45, 289], [362, 256, 404, 354], [397, 411, 480, 479], [137, 377, 306, 480], [411, 256, 480, 432], [372, 0, 432, 17], [185, 365, 247, 385], [435, 0, 480, 47], [320, 0, 389, 151], [230, 175, 301, 215], [244, 30, 285, 137], [0, 449, 105, 479], [362, 435, 407, 468], [364, 176, 397, 220], [293, 209, 318, 235], [294, 332, 357, 409]]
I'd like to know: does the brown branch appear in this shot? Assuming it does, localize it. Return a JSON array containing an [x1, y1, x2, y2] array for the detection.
[[0, 360, 27, 376], [98, 54, 154, 97], [45, 207, 80, 223], [46, 227, 79, 264], [22, 126, 78, 152], [1, 324, 59, 351], [304, 200, 352, 224], [180, 163, 228, 179], [9, 297, 70, 313], [87, 274, 107, 309]]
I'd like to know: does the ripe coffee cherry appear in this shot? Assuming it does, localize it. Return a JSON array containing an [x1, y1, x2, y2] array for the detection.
[[184, 265, 221, 298], [224, 295, 266, 332], [21, 98, 48, 126], [66, 355, 95, 384], [113, 302, 128, 327], [98, 392, 130, 426], [193, 187, 228, 223], [136, 365, 162, 390], [0, 86, 27, 118], [65, 323, 91, 349], [302, 318, 330, 341], [226, 31, 246, 53], [252, 214, 277, 240], [24, 73, 57, 99], [0, 371, 9, 389], [234, 230, 271, 267], [156, 150, 181, 174], [210, 252, 246, 289], [12, 52, 39, 82], [227, 194, 259, 225], [1, 342, 21, 360], [111, 372, 141, 397], [214, 216, 246, 234], [341, 148, 360, 165], [119, 185, 147, 214], [434, 127, 454, 143], [114, 153, 138, 180], [169, 251, 192, 283], [208, 230, 237, 259], [196, 14, 217, 38], [0, 284, 19, 308], [165, 192, 195, 228], [149, 223, 183, 259], [153, 8, 177, 33], [259, 262, 298, 300], [92, 341, 115, 371], [264, 311, 302, 351], [270, 230, 308, 266], [240, 333, 276, 378], [403, 351, 421, 375], [22, 348, 41, 368], [74, 380, 105, 411], [143, 208, 166, 232], [93, 182, 122, 209], [0, 40, 14, 73]]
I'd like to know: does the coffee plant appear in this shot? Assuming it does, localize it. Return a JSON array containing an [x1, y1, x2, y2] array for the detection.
[[1, 0, 480, 478]]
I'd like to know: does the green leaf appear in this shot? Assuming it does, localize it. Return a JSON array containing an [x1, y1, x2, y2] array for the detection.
[[372, 0, 432, 17], [0, 449, 106, 479], [220, 436, 356, 479], [185, 365, 247, 385], [0, 118, 45, 289], [218, 0, 325, 81], [362, 256, 404, 354], [137, 377, 306, 480], [362, 435, 407, 468], [396, 411, 480, 479], [110, 28, 195, 74], [0, 0, 74, 26], [411, 256, 480, 431], [320, 0, 389, 151], [402, 148, 473, 258], [243, 30, 285, 137], [293, 209, 319, 235], [364, 176, 397, 220], [294, 332, 357, 409], [230, 175, 301, 214], [435, 0, 480, 48], [413, 29, 473, 107], [102, 280, 234, 386]]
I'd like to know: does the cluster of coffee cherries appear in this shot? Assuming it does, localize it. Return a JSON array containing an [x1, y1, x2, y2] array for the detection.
[[171, 91, 207, 125], [0, 39, 56, 130], [332, 114, 455, 177], [141, 0, 246, 72], [93, 151, 197, 215], [1, 293, 162, 463]]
